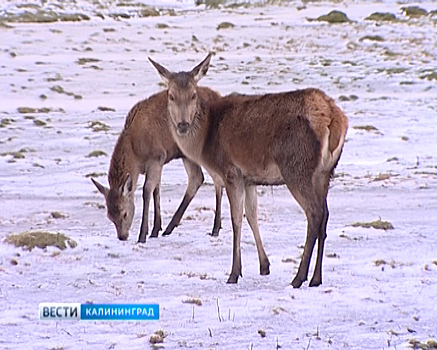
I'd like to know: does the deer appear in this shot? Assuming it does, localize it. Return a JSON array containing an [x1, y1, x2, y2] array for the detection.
[[149, 53, 348, 288], [91, 84, 223, 243]]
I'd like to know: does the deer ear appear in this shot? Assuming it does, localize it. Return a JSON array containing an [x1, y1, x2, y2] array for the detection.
[[149, 57, 172, 85], [191, 53, 212, 82], [91, 178, 109, 198], [121, 173, 133, 197]]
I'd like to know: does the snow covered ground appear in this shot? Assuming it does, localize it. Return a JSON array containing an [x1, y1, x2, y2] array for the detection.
[[1, 0, 436, 349]]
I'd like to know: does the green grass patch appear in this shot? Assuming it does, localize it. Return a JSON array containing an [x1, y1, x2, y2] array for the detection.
[[359, 35, 384, 42], [76, 58, 100, 65], [88, 120, 110, 132], [401, 6, 428, 17], [217, 21, 235, 30], [182, 298, 202, 306], [310, 10, 351, 24], [5, 231, 77, 251], [351, 220, 394, 230], [352, 125, 379, 132], [86, 150, 107, 158], [364, 12, 397, 22]]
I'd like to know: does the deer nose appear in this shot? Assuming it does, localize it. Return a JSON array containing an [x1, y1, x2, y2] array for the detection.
[[177, 122, 190, 134]]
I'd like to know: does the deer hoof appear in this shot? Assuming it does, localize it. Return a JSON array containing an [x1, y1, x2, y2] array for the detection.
[[260, 264, 270, 276], [162, 230, 172, 236], [149, 231, 159, 238], [208, 231, 219, 237], [309, 277, 322, 287], [291, 276, 305, 289], [226, 274, 239, 284]]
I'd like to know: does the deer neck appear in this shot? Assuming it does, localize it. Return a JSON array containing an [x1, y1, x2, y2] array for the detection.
[[108, 132, 140, 189], [174, 111, 207, 166]]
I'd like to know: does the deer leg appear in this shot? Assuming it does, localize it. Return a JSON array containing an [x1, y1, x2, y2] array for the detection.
[[309, 200, 329, 287], [138, 163, 162, 242], [150, 182, 162, 238], [244, 185, 270, 276], [292, 203, 324, 289], [210, 181, 223, 237], [138, 176, 151, 243], [163, 158, 204, 236], [225, 171, 245, 284]]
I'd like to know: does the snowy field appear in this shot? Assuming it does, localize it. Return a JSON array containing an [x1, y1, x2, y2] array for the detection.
[[1, 0, 437, 349]]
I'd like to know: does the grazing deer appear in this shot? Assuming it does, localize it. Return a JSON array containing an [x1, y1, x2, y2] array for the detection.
[[91, 86, 222, 243], [149, 54, 348, 288]]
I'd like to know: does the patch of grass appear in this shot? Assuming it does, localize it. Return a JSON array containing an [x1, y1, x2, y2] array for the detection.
[[311, 10, 351, 24], [338, 95, 358, 102], [352, 125, 379, 132], [86, 150, 107, 158], [4, 231, 77, 251], [33, 119, 47, 126], [85, 172, 106, 178], [76, 58, 100, 65], [155, 23, 169, 29], [372, 172, 396, 181], [50, 85, 81, 99], [420, 72, 437, 81], [51, 211, 67, 219], [408, 338, 437, 349], [17, 107, 51, 114], [258, 329, 266, 338], [1, 151, 25, 159], [351, 219, 394, 230], [88, 120, 110, 132], [1, 118, 14, 127], [195, 0, 225, 9], [97, 106, 116, 112], [182, 298, 202, 306], [108, 252, 120, 259], [365, 12, 397, 22], [139, 7, 160, 17], [281, 257, 297, 263], [217, 21, 235, 30], [359, 35, 384, 42], [401, 6, 428, 17], [149, 330, 166, 344], [2, 10, 89, 23]]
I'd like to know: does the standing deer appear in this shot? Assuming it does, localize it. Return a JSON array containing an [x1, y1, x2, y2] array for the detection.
[[149, 54, 348, 288], [91, 85, 222, 243]]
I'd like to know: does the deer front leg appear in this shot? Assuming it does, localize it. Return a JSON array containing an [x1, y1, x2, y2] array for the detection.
[[150, 182, 162, 238], [244, 185, 270, 276], [138, 176, 151, 243], [138, 163, 163, 242], [210, 182, 223, 237], [163, 158, 204, 236], [225, 171, 245, 284]]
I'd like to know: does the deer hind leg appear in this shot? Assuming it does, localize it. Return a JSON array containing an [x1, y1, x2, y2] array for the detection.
[[244, 185, 270, 276], [282, 168, 330, 288], [286, 182, 326, 289], [138, 163, 163, 242], [225, 170, 245, 284], [309, 175, 330, 287], [163, 158, 204, 236]]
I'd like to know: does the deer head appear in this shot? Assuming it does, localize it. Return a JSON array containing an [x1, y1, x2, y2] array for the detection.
[[148, 53, 212, 136], [91, 175, 135, 241]]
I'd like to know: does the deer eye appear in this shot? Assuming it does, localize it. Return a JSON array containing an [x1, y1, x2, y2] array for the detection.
[[123, 212, 127, 219], [169, 94, 175, 101], [191, 93, 197, 100]]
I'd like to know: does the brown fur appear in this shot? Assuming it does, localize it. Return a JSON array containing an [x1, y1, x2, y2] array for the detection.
[[150, 54, 348, 288], [92, 87, 223, 242]]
